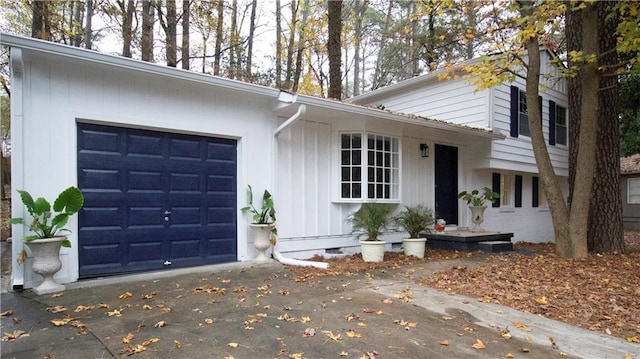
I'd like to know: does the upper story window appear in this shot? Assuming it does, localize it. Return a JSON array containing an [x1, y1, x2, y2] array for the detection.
[[518, 90, 530, 137], [555, 105, 567, 146], [548, 100, 568, 146], [340, 133, 399, 201]]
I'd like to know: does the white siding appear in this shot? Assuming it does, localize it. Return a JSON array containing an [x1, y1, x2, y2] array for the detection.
[[12, 49, 277, 287], [368, 78, 490, 129]]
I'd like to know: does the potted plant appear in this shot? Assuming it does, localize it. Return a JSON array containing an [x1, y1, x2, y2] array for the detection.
[[347, 203, 394, 262], [240, 185, 277, 262], [393, 204, 434, 258], [457, 187, 499, 232], [7, 186, 84, 294]]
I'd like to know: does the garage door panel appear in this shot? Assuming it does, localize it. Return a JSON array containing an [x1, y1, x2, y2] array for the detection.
[[207, 141, 236, 161], [127, 133, 164, 156], [78, 123, 237, 277]]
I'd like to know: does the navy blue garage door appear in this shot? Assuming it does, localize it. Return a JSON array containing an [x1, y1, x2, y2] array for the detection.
[[77, 123, 237, 278]]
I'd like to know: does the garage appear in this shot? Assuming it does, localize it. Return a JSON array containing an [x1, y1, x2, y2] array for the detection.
[[77, 123, 237, 278]]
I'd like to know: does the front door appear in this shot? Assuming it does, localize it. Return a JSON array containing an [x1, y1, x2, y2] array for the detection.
[[434, 144, 458, 225]]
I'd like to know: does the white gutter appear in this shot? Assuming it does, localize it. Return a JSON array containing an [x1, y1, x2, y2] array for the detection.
[[273, 104, 306, 137]]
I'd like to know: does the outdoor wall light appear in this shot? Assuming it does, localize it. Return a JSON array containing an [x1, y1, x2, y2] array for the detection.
[[420, 143, 429, 158]]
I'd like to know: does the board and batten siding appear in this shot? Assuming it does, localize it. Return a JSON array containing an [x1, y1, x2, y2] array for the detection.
[[11, 48, 278, 286], [273, 116, 475, 258]]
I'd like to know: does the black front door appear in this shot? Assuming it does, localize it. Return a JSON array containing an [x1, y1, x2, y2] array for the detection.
[[434, 144, 458, 225]]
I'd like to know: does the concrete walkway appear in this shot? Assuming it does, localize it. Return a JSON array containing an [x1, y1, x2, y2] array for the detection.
[[0, 250, 638, 358]]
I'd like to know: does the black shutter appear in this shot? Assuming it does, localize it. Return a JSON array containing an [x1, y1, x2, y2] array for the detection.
[[492, 172, 501, 208], [532, 176, 539, 208], [538, 96, 543, 128], [510, 86, 519, 137], [515, 175, 523, 208], [549, 100, 556, 146]]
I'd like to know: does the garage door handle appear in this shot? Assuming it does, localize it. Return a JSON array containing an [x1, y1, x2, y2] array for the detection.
[[164, 211, 172, 215]]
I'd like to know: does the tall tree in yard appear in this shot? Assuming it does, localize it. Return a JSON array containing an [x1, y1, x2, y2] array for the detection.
[[567, 1, 624, 253], [181, 0, 190, 70], [158, 0, 178, 67], [327, 0, 342, 99], [31, 0, 51, 40], [214, 0, 224, 76], [117, 0, 135, 58], [141, 0, 155, 62]]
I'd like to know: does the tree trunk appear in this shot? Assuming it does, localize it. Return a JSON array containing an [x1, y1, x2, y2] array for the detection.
[[292, 3, 308, 92], [164, 0, 178, 67], [566, 3, 599, 259], [275, 0, 282, 88], [120, 0, 135, 58], [142, 0, 155, 62], [353, 0, 366, 96], [214, 0, 224, 76], [517, 1, 575, 258], [589, 1, 624, 252], [327, 0, 342, 99], [181, 0, 190, 70], [229, 0, 238, 79], [246, 0, 257, 81], [284, 0, 298, 90], [372, 1, 392, 89], [31, 0, 51, 40], [72, 1, 84, 47], [84, 0, 94, 49]]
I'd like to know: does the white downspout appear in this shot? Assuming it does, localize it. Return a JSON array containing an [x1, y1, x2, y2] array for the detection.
[[271, 101, 328, 269], [274, 104, 306, 138]]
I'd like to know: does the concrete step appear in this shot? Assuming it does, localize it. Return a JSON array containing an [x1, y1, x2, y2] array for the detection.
[[478, 240, 513, 253]]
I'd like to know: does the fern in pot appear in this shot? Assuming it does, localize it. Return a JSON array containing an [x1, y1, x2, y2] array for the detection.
[[347, 203, 394, 262], [393, 204, 434, 258]]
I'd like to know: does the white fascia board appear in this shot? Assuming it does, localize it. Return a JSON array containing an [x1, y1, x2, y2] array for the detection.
[[296, 94, 504, 141], [0, 33, 279, 99]]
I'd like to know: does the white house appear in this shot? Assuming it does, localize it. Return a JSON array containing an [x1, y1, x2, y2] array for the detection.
[[351, 51, 570, 244], [2, 34, 566, 290]]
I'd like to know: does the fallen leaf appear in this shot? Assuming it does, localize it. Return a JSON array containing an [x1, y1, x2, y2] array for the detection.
[[154, 320, 167, 328], [438, 340, 449, 346], [513, 322, 531, 332], [12, 317, 21, 324], [549, 337, 558, 349], [174, 340, 181, 348], [362, 308, 377, 313], [123, 333, 135, 344], [2, 330, 27, 341], [505, 353, 515, 358], [50, 317, 73, 326], [303, 327, 316, 337], [289, 353, 304, 359], [382, 298, 393, 304], [325, 331, 342, 341], [119, 292, 133, 299], [228, 342, 239, 348], [472, 339, 486, 349], [346, 330, 362, 338], [107, 309, 122, 317], [205, 318, 214, 324], [46, 306, 67, 313], [339, 351, 348, 356], [0, 310, 13, 317], [51, 293, 63, 297], [534, 296, 548, 305]]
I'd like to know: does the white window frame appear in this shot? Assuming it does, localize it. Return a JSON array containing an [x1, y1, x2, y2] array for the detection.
[[628, 178, 640, 204], [339, 132, 400, 203], [518, 90, 530, 137], [555, 104, 567, 146], [500, 173, 513, 207]]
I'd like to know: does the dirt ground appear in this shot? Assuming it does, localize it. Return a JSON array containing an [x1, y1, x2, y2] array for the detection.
[[288, 233, 640, 343], [1, 198, 10, 241]]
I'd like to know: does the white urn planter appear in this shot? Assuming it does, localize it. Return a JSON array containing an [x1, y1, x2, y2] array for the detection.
[[250, 223, 275, 262], [360, 240, 386, 262], [469, 205, 487, 232], [403, 238, 427, 258], [25, 237, 66, 295]]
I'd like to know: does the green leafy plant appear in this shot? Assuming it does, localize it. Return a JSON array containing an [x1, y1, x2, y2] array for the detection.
[[347, 203, 394, 241], [241, 185, 277, 233], [7, 186, 84, 247], [457, 187, 500, 207], [393, 204, 435, 238]]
